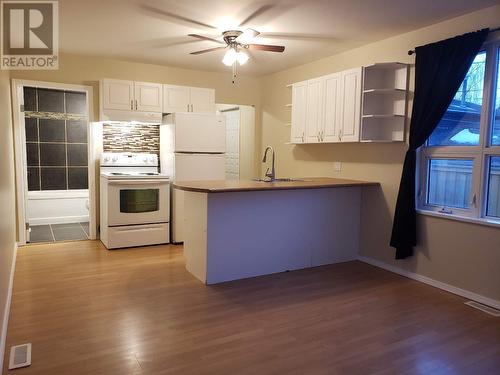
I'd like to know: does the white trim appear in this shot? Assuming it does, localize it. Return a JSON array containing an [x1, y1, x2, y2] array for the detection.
[[29, 215, 89, 226], [28, 189, 89, 199], [416, 208, 500, 228], [0, 243, 18, 372], [357, 255, 500, 310], [11, 79, 96, 245]]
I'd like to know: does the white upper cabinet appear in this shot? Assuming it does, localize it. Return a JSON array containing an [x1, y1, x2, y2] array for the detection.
[[290, 81, 307, 144], [190, 87, 215, 113], [290, 67, 362, 144], [305, 78, 325, 143], [338, 67, 362, 142], [322, 73, 341, 142], [163, 85, 215, 114], [102, 79, 162, 113], [135, 82, 163, 112], [102, 79, 135, 111], [163, 85, 191, 113]]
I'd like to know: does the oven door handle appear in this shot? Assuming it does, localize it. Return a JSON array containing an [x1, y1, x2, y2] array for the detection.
[[108, 180, 170, 185]]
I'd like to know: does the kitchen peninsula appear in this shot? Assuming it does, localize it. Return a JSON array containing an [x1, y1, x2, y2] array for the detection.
[[174, 178, 378, 284]]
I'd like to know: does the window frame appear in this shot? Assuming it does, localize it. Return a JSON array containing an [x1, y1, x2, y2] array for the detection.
[[417, 37, 500, 224]]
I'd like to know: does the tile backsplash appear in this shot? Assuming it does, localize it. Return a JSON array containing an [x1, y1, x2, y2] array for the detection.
[[103, 123, 159, 155]]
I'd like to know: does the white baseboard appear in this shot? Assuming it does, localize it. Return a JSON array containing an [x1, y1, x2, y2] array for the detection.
[[29, 215, 89, 226], [357, 255, 500, 310], [0, 243, 18, 371]]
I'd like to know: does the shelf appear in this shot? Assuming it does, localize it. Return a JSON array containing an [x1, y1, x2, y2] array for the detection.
[[284, 122, 291, 127], [286, 84, 293, 88], [364, 62, 408, 69], [363, 88, 406, 94], [285, 104, 292, 108], [362, 114, 404, 118], [360, 139, 403, 143]]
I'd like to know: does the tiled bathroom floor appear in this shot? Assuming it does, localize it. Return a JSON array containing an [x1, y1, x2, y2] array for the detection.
[[29, 222, 89, 243]]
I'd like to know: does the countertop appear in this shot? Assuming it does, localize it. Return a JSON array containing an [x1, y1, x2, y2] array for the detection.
[[173, 177, 379, 193]]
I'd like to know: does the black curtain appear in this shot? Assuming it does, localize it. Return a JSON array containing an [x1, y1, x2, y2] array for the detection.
[[390, 29, 489, 259]]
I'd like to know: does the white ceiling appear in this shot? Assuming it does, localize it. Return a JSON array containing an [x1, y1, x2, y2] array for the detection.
[[59, 0, 498, 76]]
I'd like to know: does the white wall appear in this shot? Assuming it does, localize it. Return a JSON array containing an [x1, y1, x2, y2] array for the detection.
[[0, 70, 17, 370], [27, 190, 90, 225]]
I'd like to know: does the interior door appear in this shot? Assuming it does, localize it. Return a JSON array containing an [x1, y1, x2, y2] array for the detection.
[[190, 87, 215, 113], [339, 67, 362, 142], [305, 78, 324, 143], [163, 84, 190, 113], [291, 81, 307, 143], [135, 82, 162, 112], [322, 73, 341, 142], [173, 113, 226, 153], [224, 109, 240, 180]]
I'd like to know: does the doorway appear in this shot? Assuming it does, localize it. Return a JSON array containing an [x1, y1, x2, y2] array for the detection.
[[12, 80, 96, 245], [216, 104, 256, 180]]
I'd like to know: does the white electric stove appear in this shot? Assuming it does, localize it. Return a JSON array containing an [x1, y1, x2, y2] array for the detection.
[[100, 152, 170, 249]]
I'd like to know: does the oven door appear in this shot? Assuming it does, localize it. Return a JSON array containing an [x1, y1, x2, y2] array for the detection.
[[107, 179, 170, 226]]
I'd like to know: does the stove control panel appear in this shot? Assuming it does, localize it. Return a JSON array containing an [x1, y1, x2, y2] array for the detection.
[[100, 152, 158, 167]]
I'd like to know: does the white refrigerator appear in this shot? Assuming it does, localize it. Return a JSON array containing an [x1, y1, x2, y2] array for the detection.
[[160, 113, 226, 243]]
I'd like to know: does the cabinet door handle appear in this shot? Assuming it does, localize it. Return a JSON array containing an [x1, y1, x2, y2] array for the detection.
[[130, 100, 133, 110], [302, 131, 305, 143], [135, 100, 138, 111]]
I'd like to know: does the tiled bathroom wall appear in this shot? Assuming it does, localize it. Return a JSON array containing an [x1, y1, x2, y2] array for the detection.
[[102, 123, 159, 155], [24, 87, 89, 191]]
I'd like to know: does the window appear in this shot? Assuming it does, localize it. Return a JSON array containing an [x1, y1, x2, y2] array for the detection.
[[418, 41, 500, 224], [24, 86, 89, 191]]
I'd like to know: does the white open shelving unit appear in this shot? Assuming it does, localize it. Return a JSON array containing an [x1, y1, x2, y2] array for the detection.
[[361, 63, 409, 142]]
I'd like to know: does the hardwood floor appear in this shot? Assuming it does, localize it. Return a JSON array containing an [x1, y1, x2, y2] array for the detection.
[[3, 240, 500, 375]]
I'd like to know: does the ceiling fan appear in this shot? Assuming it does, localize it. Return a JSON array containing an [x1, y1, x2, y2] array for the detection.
[[188, 29, 285, 63], [187, 28, 284, 82]]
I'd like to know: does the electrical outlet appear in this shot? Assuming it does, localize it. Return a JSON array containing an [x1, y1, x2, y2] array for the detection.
[[334, 162, 342, 172]]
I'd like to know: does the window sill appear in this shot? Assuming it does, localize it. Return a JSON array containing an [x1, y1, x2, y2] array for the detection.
[[416, 209, 500, 229]]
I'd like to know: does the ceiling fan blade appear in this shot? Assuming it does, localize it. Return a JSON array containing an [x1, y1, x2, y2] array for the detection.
[[239, 4, 274, 26], [139, 5, 217, 30], [235, 28, 260, 44], [188, 34, 225, 45], [261, 32, 338, 42], [190, 46, 226, 55], [247, 44, 285, 53]]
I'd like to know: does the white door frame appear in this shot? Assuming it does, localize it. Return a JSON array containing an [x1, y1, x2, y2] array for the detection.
[[11, 79, 96, 245]]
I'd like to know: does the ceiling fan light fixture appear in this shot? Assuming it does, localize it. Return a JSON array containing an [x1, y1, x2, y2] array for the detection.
[[222, 47, 237, 66], [237, 51, 249, 65]]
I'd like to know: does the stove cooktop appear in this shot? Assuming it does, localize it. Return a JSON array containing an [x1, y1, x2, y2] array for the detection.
[[101, 171, 170, 180]]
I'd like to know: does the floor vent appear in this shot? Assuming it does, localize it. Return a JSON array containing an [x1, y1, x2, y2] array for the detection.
[[8, 343, 32, 370], [464, 301, 500, 317]]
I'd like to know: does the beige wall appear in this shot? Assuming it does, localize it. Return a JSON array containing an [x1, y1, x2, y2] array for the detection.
[[260, 5, 500, 301], [0, 69, 16, 369]]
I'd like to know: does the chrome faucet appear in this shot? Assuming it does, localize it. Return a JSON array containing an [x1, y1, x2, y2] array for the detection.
[[262, 146, 275, 181]]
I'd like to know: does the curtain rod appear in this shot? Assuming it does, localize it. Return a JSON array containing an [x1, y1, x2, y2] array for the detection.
[[407, 26, 500, 55]]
